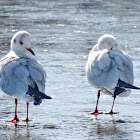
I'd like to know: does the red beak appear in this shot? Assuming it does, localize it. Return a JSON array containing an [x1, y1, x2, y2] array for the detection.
[[26, 48, 35, 56]]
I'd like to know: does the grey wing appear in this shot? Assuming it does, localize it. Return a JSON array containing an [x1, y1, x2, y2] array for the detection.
[[110, 50, 133, 85], [0, 57, 29, 97], [86, 49, 119, 90], [26, 59, 46, 93]]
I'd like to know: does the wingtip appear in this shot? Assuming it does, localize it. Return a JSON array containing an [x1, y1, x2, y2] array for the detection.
[[114, 87, 126, 97], [45, 95, 52, 99], [118, 79, 140, 90]]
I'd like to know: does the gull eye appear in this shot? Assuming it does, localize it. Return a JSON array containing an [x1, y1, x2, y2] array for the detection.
[[19, 41, 23, 45], [111, 47, 113, 50]]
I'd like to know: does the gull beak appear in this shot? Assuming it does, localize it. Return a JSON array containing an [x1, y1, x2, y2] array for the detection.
[[26, 48, 35, 56]]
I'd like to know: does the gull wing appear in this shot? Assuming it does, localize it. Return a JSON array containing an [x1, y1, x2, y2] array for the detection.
[[26, 58, 46, 93], [0, 57, 29, 97]]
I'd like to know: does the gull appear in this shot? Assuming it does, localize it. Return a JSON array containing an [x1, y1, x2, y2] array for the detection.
[[0, 31, 51, 122], [86, 34, 140, 114]]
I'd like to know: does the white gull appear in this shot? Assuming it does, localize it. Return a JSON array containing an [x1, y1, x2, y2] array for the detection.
[[0, 31, 51, 122], [86, 34, 140, 114]]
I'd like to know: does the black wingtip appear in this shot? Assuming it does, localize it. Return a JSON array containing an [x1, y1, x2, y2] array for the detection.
[[27, 86, 52, 106], [114, 87, 126, 97], [45, 95, 52, 99], [118, 80, 140, 90], [114, 79, 140, 97]]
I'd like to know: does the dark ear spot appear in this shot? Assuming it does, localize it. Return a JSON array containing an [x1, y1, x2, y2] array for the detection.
[[14, 39, 16, 43], [19, 41, 23, 45]]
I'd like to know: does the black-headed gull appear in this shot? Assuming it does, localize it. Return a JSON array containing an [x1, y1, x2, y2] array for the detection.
[[0, 31, 51, 122], [86, 34, 140, 114]]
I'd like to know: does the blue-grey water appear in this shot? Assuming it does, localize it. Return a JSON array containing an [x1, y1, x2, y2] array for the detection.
[[0, 0, 140, 139]]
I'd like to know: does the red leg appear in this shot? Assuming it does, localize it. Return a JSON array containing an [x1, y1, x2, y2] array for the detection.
[[11, 99, 19, 123], [91, 90, 103, 115], [23, 102, 30, 122], [105, 96, 118, 114]]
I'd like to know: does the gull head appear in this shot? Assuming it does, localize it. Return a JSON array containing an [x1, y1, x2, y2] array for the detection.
[[98, 34, 118, 51], [11, 31, 35, 57]]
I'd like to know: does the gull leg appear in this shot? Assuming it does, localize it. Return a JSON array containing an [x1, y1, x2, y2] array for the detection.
[[23, 102, 30, 122], [105, 96, 118, 114], [91, 90, 103, 115], [11, 98, 19, 123]]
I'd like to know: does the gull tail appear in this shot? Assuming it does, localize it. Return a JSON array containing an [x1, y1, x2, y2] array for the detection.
[[114, 79, 140, 97], [26, 86, 51, 105]]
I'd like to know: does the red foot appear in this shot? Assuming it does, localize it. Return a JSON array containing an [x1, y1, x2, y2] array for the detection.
[[9, 117, 19, 123], [90, 110, 103, 115], [105, 110, 119, 114], [22, 118, 30, 122]]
